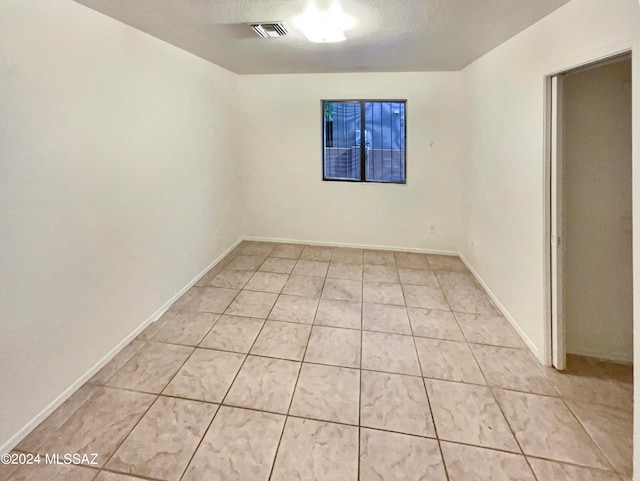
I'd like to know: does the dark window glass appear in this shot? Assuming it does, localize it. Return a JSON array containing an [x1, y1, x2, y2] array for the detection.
[[323, 100, 406, 183]]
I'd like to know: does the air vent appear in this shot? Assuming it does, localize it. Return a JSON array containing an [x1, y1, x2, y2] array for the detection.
[[251, 22, 289, 38]]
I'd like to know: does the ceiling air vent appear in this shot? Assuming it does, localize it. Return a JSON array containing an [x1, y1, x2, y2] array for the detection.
[[251, 22, 289, 38]]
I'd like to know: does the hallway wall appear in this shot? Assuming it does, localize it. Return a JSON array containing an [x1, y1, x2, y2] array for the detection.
[[563, 59, 633, 362]]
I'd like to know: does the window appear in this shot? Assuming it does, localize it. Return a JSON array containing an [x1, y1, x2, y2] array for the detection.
[[323, 100, 406, 183]]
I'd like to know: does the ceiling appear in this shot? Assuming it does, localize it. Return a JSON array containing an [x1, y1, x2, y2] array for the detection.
[[72, 0, 571, 74]]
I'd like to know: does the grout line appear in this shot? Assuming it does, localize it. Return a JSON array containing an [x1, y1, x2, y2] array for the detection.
[[407, 270, 451, 481], [266, 288, 319, 481], [357, 271, 364, 481], [557, 394, 619, 473], [458, 302, 541, 481], [176, 270, 278, 481]]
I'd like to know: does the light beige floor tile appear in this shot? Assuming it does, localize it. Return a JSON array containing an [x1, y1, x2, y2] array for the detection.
[[314, 298, 362, 329], [207, 269, 253, 289], [427, 255, 469, 272], [363, 264, 399, 283], [107, 342, 193, 393], [290, 363, 360, 424], [327, 262, 362, 280], [226, 254, 265, 271], [0, 451, 20, 480], [444, 287, 499, 315], [94, 471, 151, 480], [494, 389, 610, 469], [243, 272, 288, 293], [181, 287, 239, 314], [362, 331, 421, 375], [541, 355, 632, 408], [163, 348, 245, 402], [269, 294, 319, 324], [199, 315, 264, 353], [321, 278, 362, 301], [415, 338, 485, 384], [170, 287, 200, 310], [360, 429, 446, 481], [152, 311, 218, 346], [107, 397, 217, 481], [271, 417, 358, 481], [398, 267, 439, 286], [292, 259, 329, 277], [407, 307, 465, 341], [250, 321, 311, 361], [18, 385, 99, 452], [270, 243, 304, 259], [363, 281, 405, 305], [441, 442, 536, 481], [567, 400, 632, 475], [37, 387, 155, 467], [331, 247, 363, 264], [195, 266, 223, 287], [182, 406, 284, 481], [89, 340, 147, 385], [403, 285, 450, 310], [361, 370, 435, 437], [471, 344, 556, 395], [224, 290, 278, 318], [304, 326, 361, 368], [225, 356, 300, 413], [455, 313, 524, 348], [238, 242, 274, 257], [426, 379, 518, 452], [259, 257, 297, 274], [282, 275, 325, 298], [435, 271, 479, 289], [528, 458, 622, 481], [136, 318, 167, 341], [300, 245, 333, 261], [394, 252, 430, 269], [136, 309, 175, 340], [8, 464, 98, 481], [362, 302, 411, 334], [363, 250, 396, 266]]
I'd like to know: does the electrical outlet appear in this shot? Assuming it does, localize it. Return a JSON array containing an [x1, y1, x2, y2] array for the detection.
[[429, 224, 436, 233]]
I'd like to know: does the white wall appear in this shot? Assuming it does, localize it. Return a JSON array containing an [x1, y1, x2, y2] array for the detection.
[[0, 0, 241, 449], [460, 0, 639, 361], [237, 72, 464, 253], [563, 59, 633, 362]]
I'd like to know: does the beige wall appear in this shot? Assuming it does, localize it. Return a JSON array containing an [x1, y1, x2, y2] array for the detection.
[[0, 0, 242, 450], [563, 59, 633, 362], [237, 72, 465, 253], [461, 0, 638, 362]]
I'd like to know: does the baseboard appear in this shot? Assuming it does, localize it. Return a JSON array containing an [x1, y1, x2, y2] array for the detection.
[[567, 347, 633, 364], [242, 235, 460, 257], [458, 253, 543, 364], [0, 238, 243, 455]]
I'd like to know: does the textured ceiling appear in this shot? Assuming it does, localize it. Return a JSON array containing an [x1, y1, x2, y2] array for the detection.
[[72, 0, 571, 74]]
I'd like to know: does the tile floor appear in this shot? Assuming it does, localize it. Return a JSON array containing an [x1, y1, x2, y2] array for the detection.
[[2, 241, 633, 481]]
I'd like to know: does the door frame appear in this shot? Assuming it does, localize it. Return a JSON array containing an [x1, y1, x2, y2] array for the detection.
[[543, 50, 632, 369]]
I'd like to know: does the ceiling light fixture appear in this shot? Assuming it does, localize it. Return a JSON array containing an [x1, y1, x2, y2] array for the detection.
[[294, 0, 356, 43]]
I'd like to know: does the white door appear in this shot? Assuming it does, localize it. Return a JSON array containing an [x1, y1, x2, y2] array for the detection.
[[550, 74, 566, 370]]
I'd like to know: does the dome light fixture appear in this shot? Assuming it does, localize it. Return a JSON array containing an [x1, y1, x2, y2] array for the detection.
[[294, 0, 356, 43]]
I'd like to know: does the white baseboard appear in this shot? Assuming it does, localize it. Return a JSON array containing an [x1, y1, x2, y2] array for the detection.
[[242, 235, 460, 257], [458, 253, 543, 365], [566, 346, 633, 364], [0, 238, 243, 455]]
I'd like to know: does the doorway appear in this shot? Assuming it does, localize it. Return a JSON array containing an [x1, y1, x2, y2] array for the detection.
[[547, 53, 633, 370]]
